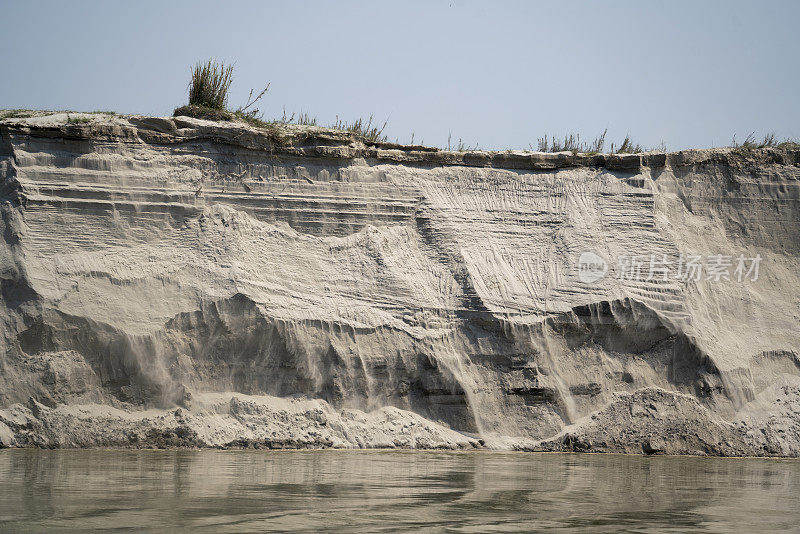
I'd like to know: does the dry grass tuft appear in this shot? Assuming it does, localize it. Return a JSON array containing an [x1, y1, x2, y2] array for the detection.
[[189, 59, 233, 111], [534, 130, 650, 154]]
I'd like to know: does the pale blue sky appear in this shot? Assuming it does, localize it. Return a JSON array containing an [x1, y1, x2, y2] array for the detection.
[[2, 0, 798, 150]]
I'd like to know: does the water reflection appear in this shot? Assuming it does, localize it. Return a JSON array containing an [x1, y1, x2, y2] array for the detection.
[[0, 450, 797, 532]]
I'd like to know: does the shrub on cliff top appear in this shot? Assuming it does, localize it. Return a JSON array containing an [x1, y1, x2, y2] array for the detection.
[[177, 60, 389, 143], [189, 59, 233, 110], [330, 115, 388, 143], [534, 130, 651, 154]]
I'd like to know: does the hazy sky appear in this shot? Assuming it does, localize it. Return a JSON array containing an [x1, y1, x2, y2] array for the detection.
[[2, 0, 798, 150]]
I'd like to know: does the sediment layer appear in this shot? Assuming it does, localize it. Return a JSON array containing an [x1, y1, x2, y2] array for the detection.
[[1, 111, 799, 454]]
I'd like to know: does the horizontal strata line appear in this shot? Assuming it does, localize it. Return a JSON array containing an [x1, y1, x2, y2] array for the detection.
[[27, 198, 417, 220], [23, 172, 419, 189], [25, 195, 200, 210], [22, 179, 422, 203], [23, 194, 418, 209], [15, 168, 383, 184], [29, 188, 421, 210]]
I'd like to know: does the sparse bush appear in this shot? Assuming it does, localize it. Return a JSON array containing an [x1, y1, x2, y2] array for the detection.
[[535, 130, 609, 154], [274, 110, 387, 141], [732, 132, 757, 149], [173, 104, 235, 121], [588, 129, 607, 154], [536, 133, 578, 153], [297, 112, 317, 126], [178, 60, 389, 143], [730, 132, 800, 152], [274, 109, 318, 126], [188, 59, 233, 110], [731, 132, 783, 149], [329, 115, 388, 143], [612, 134, 644, 154], [235, 84, 270, 121], [0, 109, 37, 120], [778, 140, 800, 150], [446, 132, 479, 151], [66, 115, 92, 124], [534, 130, 650, 154]]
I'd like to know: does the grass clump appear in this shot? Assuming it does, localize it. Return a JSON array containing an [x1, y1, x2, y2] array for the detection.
[[176, 60, 388, 143], [613, 134, 645, 154], [189, 59, 234, 110], [732, 132, 771, 149], [273, 109, 318, 126], [66, 114, 92, 124], [232, 109, 388, 143], [731, 132, 800, 152], [226, 107, 315, 131], [174, 104, 236, 122], [177, 59, 270, 128], [445, 132, 479, 151], [732, 132, 778, 149], [535, 130, 608, 154], [276, 110, 388, 142], [0, 109, 38, 120], [329, 115, 388, 143], [534, 130, 651, 154]]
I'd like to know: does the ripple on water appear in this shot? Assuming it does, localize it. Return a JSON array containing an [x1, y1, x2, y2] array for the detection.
[[0, 450, 798, 533]]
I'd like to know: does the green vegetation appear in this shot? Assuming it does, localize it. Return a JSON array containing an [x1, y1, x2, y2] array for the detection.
[[188, 59, 233, 110], [173, 104, 237, 122], [0, 109, 118, 120], [5, 62, 799, 155], [445, 132, 479, 151], [272, 110, 318, 126], [536, 131, 603, 154], [614, 134, 646, 154], [268, 110, 388, 142], [3, 101, 798, 156], [731, 132, 799, 150], [732, 132, 775, 149], [175, 59, 390, 143], [329, 115, 388, 143], [66, 115, 92, 124], [0, 109, 38, 120], [533, 130, 652, 154]]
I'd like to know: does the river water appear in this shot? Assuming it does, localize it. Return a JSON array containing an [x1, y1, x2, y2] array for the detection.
[[0, 450, 797, 532]]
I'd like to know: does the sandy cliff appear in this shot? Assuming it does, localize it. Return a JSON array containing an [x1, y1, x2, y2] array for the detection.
[[1, 111, 799, 454]]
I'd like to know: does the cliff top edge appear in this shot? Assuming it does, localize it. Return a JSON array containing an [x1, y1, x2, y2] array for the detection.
[[2, 109, 799, 172]]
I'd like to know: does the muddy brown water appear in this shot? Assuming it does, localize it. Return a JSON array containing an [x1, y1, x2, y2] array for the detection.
[[0, 449, 798, 532]]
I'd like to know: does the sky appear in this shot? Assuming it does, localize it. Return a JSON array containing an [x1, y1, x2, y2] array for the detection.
[[2, 0, 798, 150]]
